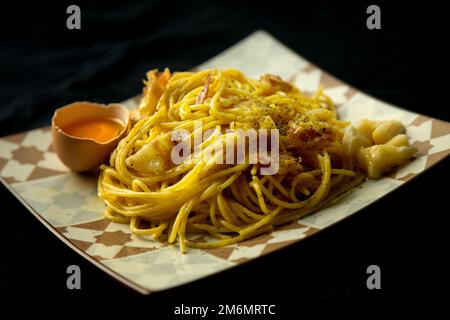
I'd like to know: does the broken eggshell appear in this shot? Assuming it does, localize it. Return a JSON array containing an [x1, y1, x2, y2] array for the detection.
[[51, 101, 129, 172]]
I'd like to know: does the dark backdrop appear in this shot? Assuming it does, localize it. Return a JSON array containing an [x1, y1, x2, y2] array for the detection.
[[1, 0, 449, 309]]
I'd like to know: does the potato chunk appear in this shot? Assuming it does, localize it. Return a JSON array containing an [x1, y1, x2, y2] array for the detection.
[[342, 126, 372, 157], [386, 134, 409, 147], [357, 144, 417, 179], [342, 119, 416, 179], [372, 120, 405, 144]]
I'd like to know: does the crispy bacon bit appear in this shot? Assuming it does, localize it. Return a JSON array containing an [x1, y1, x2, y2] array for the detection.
[[139, 68, 171, 116], [196, 73, 211, 105], [259, 74, 292, 95], [289, 126, 335, 151]]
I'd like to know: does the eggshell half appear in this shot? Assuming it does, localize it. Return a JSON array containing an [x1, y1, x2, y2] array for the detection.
[[51, 101, 129, 172]]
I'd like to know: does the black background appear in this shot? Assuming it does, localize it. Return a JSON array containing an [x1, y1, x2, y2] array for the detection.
[[1, 0, 449, 311]]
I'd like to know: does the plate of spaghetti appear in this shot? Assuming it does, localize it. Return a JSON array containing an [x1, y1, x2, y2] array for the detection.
[[1, 31, 450, 294], [98, 68, 416, 252]]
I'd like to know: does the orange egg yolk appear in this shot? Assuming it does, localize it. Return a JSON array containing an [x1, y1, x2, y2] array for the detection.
[[61, 118, 124, 143]]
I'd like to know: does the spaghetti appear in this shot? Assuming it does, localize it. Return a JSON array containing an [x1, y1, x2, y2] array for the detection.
[[98, 68, 373, 252]]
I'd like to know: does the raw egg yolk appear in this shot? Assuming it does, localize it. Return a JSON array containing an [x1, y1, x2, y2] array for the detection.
[[61, 118, 124, 143]]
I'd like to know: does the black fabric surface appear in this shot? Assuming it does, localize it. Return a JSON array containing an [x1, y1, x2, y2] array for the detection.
[[1, 0, 449, 308]]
